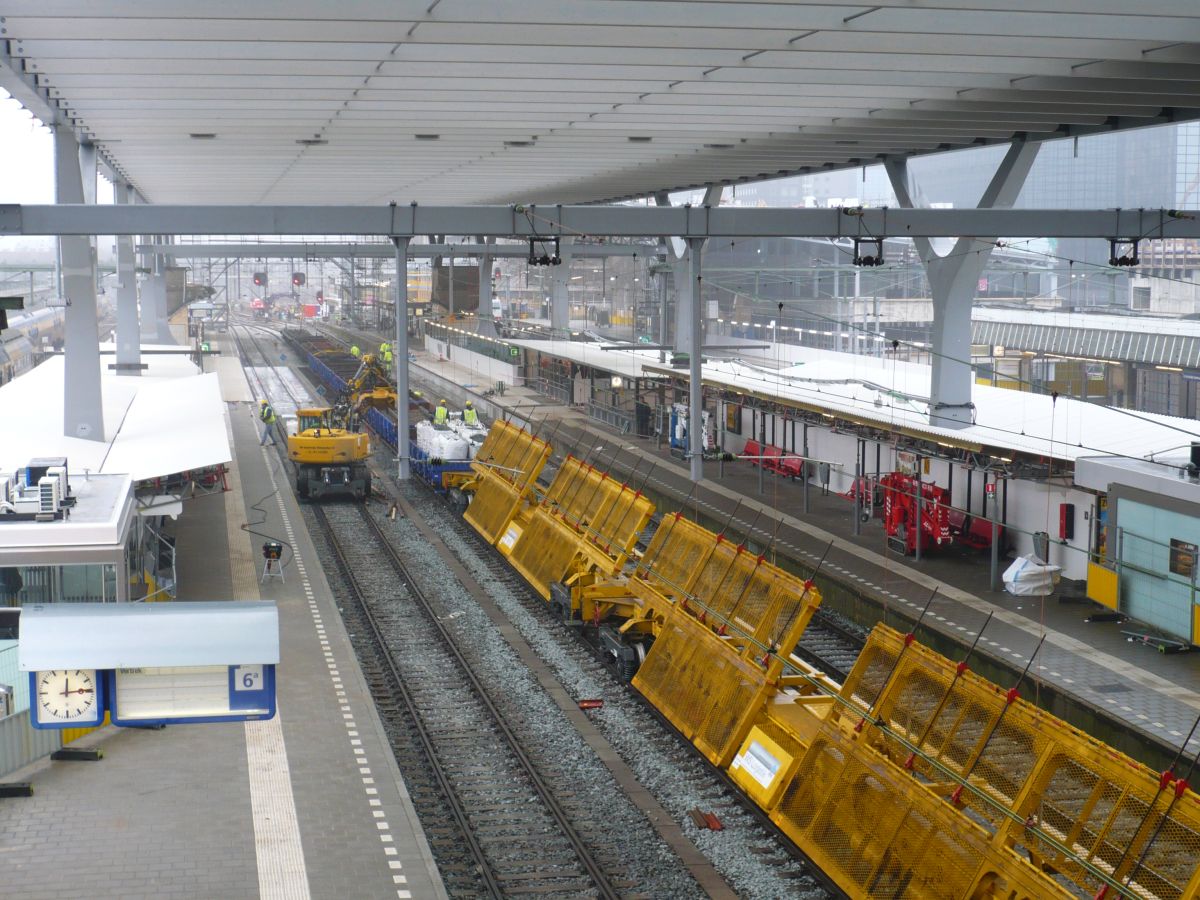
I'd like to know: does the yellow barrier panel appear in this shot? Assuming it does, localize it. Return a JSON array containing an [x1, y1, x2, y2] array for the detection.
[[1088, 560, 1119, 610], [819, 626, 1200, 900], [632, 513, 822, 766], [507, 455, 655, 598], [770, 724, 1069, 899], [463, 420, 551, 544]]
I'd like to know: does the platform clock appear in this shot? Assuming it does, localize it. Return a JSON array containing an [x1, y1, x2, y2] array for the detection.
[[29, 669, 105, 728]]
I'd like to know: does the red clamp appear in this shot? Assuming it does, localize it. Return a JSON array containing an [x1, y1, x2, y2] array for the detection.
[[904, 633, 915, 647], [1005, 687, 1020, 705], [956, 661, 969, 676], [903, 753, 915, 771], [950, 785, 964, 806], [1160, 770, 1175, 791], [1176, 779, 1190, 799]]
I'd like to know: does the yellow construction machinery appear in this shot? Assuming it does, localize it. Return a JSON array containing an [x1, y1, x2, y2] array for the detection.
[[338, 353, 398, 426], [455, 420, 1200, 900], [287, 407, 371, 500]]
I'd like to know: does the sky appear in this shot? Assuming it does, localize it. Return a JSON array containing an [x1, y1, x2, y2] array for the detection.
[[0, 89, 115, 259]]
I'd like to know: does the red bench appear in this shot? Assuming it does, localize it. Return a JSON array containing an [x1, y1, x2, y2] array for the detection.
[[762, 445, 783, 472], [778, 453, 804, 479], [954, 514, 1003, 552], [742, 439, 763, 465]]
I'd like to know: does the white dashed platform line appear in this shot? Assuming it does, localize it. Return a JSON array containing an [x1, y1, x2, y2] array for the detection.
[[264, 452, 408, 899]]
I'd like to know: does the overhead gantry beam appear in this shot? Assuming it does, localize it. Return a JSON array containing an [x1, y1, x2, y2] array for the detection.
[[8, 205, 1200, 239], [135, 242, 646, 259]]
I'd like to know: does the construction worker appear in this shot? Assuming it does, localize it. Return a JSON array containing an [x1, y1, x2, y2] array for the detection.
[[382, 346, 394, 365], [379, 341, 390, 357], [350, 344, 361, 358], [434, 399, 449, 426], [259, 400, 278, 446], [463, 400, 479, 427]]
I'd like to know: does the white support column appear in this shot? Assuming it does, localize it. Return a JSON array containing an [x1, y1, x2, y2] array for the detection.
[[549, 236, 574, 331], [113, 180, 141, 372], [54, 125, 104, 441], [478, 235, 493, 317], [687, 237, 705, 483], [670, 248, 693, 356], [667, 184, 721, 358], [884, 140, 1038, 428], [78, 141, 97, 205], [393, 237, 411, 480]]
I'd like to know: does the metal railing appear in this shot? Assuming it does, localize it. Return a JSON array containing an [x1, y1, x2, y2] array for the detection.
[[426, 320, 520, 363], [530, 376, 572, 405], [586, 400, 633, 434]]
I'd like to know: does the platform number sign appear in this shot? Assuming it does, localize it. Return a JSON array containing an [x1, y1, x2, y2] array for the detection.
[[229, 664, 272, 713]]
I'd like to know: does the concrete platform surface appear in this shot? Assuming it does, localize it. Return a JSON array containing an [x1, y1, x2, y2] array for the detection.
[[0, 400, 446, 900]]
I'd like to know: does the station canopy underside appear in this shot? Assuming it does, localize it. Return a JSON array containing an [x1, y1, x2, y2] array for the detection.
[[6, 1, 1200, 206]]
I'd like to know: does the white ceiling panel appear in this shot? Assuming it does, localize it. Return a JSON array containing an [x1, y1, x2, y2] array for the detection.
[[2, 2, 1197, 204]]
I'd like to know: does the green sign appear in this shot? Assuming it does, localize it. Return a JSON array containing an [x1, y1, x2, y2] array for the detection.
[[509, 346, 520, 357]]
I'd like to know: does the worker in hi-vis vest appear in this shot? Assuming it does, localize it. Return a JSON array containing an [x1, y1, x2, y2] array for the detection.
[[259, 400, 278, 446], [463, 400, 479, 426], [350, 344, 361, 358], [434, 399, 449, 426]]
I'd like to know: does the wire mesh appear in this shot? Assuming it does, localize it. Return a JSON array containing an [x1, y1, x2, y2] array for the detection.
[[839, 626, 1200, 900]]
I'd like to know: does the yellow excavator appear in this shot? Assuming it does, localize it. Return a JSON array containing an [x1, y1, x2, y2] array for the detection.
[[339, 353, 397, 427], [287, 407, 371, 500]]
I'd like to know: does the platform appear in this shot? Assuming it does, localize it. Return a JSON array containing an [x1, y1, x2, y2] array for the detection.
[[407, 341, 1200, 764], [0, 398, 446, 900]]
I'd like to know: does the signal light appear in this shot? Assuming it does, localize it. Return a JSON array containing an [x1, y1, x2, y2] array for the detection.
[[292, 272, 305, 286], [253, 272, 266, 286]]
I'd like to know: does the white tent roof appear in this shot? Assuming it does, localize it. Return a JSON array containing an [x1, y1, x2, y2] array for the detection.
[[6, 1, 1199, 204], [0, 353, 231, 480]]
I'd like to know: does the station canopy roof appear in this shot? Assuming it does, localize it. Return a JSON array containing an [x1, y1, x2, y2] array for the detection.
[[6, 1, 1200, 205]]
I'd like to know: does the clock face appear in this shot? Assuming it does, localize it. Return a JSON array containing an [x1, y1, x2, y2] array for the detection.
[[34, 669, 102, 725]]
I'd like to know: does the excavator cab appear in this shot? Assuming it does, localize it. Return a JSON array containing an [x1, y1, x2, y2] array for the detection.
[[288, 406, 372, 501]]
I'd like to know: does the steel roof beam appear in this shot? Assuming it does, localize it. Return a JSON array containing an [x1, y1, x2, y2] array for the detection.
[[134, 242, 647, 259], [7, 204, 1200, 239]]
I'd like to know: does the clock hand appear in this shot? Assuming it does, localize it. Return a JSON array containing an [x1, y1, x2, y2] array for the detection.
[[61, 676, 70, 698]]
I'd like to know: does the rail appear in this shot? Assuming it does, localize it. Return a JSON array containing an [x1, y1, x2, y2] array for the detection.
[[312, 503, 621, 900]]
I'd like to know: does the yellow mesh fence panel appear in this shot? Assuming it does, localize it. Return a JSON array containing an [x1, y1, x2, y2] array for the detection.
[[462, 474, 524, 544], [828, 626, 1200, 900], [631, 611, 770, 765], [772, 734, 1020, 899], [506, 512, 581, 599], [636, 515, 713, 598], [541, 457, 654, 560], [689, 539, 743, 610], [472, 419, 550, 490]]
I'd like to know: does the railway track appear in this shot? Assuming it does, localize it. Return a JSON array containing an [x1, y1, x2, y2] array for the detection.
[[308, 501, 692, 899], [382, 476, 835, 899], [267, 320, 846, 896]]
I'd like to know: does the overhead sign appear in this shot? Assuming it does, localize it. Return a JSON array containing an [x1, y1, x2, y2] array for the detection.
[[111, 664, 275, 726]]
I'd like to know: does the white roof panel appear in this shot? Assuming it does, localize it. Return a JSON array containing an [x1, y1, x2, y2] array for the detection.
[[17, 601, 280, 670], [5, 1, 1199, 204], [0, 353, 231, 480], [519, 337, 1200, 461]]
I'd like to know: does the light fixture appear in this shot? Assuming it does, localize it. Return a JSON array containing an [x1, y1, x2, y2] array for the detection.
[[189, 133, 217, 140], [415, 134, 440, 141]]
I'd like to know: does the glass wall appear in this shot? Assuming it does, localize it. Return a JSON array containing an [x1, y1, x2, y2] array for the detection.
[[0, 563, 119, 606]]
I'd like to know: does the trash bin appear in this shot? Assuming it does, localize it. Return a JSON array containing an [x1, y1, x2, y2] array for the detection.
[[1033, 530, 1050, 561]]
